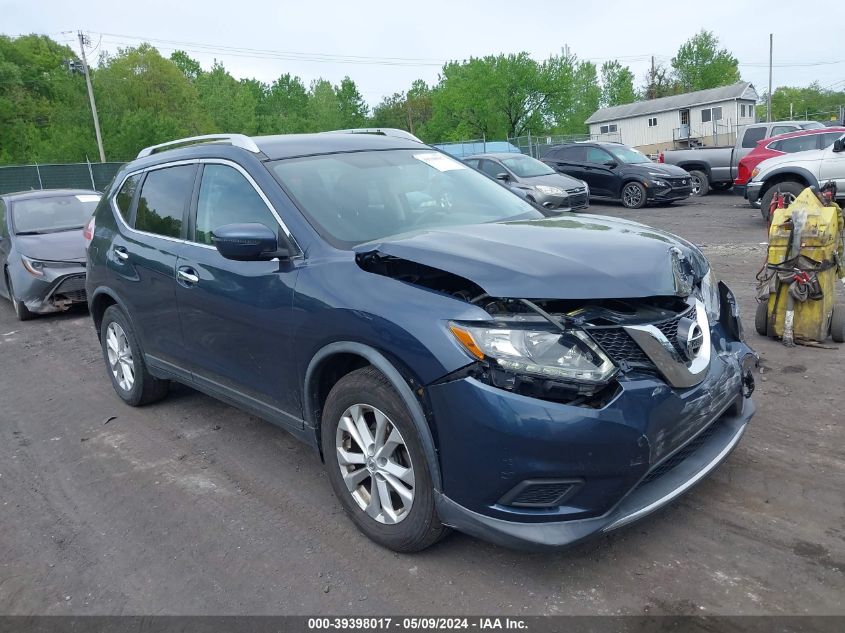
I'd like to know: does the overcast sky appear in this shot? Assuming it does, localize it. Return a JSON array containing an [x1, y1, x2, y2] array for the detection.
[[3, 0, 842, 106]]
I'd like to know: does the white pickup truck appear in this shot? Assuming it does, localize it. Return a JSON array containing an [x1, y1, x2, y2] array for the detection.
[[658, 120, 825, 196], [745, 134, 845, 218]]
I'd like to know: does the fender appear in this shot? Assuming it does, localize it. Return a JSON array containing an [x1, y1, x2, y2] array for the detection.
[[304, 341, 442, 491], [89, 286, 136, 336], [761, 166, 819, 191]]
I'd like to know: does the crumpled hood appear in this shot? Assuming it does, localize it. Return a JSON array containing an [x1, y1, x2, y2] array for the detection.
[[355, 214, 708, 300], [14, 230, 87, 263]]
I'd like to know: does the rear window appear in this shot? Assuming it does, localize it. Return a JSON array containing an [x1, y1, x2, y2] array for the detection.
[[11, 194, 101, 235], [741, 127, 768, 148], [115, 174, 141, 222], [134, 165, 195, 239]]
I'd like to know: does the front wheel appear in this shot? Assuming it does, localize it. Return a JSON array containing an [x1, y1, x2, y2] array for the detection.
[[831, 305, 845, 343], [689, 170, 710, 197], [322, 366, 447, 552], [5, 273, 34, 322], [620, 182, 647, 209], [755, 301, 769, 337], [760, 182, 805, 222]]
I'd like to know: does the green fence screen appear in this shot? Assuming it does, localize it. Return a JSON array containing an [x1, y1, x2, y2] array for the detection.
[[0, 162, 124, 195]]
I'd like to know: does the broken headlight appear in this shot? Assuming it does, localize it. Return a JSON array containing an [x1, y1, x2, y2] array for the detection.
[[449, 323, 617, 383], [699, 268, 721, 323]]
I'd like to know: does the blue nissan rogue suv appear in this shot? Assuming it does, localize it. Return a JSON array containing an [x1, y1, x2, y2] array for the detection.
[[85, 130, 757, 552]]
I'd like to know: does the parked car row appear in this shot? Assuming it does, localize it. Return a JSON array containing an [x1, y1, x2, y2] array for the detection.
[[64, 129, 755, 552]]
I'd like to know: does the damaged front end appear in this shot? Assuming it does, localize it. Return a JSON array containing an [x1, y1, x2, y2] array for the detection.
[[357, 249, 756, 408]]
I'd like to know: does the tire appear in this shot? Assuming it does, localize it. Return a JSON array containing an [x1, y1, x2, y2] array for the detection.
[[759, 181, 805, 222], [321, 366, 447, 552], [689, 170, 710, 197], [755, 301, 769, 337], [831, 305, 845, 343], [620, 181, 647, 209], [6, 273, 35, 321], [100, 305, 169, 406]]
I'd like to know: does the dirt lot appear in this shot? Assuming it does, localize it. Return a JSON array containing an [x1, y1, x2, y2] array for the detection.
[[0, 191, 842, 616]]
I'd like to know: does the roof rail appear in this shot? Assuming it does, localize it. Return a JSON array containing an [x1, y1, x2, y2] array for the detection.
[[136, 134, 261, 159], [321, 128, 423, 143]]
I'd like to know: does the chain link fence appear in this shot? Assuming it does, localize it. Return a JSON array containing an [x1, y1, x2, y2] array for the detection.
[[0, 162, 124, 195], [508, 132, 622, 159]]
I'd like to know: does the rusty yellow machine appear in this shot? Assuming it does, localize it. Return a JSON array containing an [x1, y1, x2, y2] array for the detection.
[[755, 184, 845, 345]]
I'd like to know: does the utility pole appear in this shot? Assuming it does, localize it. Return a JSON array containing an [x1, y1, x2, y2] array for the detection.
[[649, 56, 656, 99], [77, 30, 105, 162], [767, 33, 773, 123]]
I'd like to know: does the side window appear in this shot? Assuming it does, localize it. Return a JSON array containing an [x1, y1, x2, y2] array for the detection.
[[479, 160, 504, 178], [557, 146, 585, 162], [0, 199, 7, 237], [194, 164, 278, 246], [778, 136, 820, 153], [114, 173, 141, 224], [819, 132, 844, 149], [464, 159, 480, 169], [585, 147, 612, 164], [771, 125, 797, 136], [741, 126, 768, 148], [135, 165, 195, 239]]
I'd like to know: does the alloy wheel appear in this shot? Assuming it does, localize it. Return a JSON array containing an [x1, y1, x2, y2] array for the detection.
[[690, 175, 702, 195], [106, 322, 135, 391], [622, 184, 643, 207], [335, 403, 415, 524]]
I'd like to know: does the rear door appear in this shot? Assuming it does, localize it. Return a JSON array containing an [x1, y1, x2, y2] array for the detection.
[[107, 163, 196, 371], [0, 199, 9, 298], [174, 160, 302, 428], [545, 146, 588, 183]]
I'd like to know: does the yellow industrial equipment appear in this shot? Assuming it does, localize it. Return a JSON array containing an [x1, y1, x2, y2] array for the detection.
[[755, 186, 845, 345]]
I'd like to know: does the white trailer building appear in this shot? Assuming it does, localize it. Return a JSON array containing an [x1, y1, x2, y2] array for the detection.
[[585, 81, 759, 154]]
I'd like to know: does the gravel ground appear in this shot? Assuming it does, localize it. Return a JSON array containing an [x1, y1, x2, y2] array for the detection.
[[0, 191, 842, 616]]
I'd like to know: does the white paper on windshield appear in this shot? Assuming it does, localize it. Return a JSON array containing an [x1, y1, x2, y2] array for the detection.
[[76, 194, 100, 202], [413, 152, 465, 172]]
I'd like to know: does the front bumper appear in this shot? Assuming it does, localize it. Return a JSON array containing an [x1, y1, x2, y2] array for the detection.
[[532, 191, 571, 211], [647, 183, 693, 202], [10, 265, 87, 314], [427, 327, 756, 550], [746, 181, 763, 202]]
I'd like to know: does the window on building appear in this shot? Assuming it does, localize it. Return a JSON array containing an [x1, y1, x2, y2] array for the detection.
[[608, 124, 617, 133], [134, 165, 195, 238], [701, 109, 712, 123], [648, 117, 657, 127], [712, 107, 723, 121], [600, 125, 609, 134]]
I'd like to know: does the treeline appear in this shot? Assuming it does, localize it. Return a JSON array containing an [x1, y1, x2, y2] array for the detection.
[[1, 30, 842, 165]]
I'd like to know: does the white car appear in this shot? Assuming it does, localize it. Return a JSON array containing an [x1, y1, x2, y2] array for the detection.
[[745, 133, 845, 218]]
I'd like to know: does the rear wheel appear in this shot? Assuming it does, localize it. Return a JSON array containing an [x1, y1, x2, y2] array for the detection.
[[322, 366, 447, 552], [100, 305, 169, 406], [689, 170, 710, 197], [760, 181, 805, 221], [621, 182, 647, 209], [831, 306, 845, 343], [755, 301, 769, 337]]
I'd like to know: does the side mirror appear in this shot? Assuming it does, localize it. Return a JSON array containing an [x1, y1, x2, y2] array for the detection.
[[603, 160, 618, 168], [211, 223, 291, 261], [833, 139, 844, 153], [496, 172, 510, 181]]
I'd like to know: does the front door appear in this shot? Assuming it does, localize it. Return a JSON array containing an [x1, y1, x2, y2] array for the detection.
[[175, 161, 301, 427], [582, 146, 620, 197], [818, 142, 845, 192], [679, 109, 691, 139]]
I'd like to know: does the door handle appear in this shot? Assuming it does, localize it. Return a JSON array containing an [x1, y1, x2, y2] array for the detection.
[[176, 268, 199, 285], [113, 246, 129, 261]]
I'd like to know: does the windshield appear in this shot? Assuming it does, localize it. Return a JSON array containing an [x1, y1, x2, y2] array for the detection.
[[500, 155, 555, 177], [11, 194, 100, 235], [609, 146, 652, 164], [268, 149, 543, 248]]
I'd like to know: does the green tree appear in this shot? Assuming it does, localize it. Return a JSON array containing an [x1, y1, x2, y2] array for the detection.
[[170, 50, 202, 81], [671, 30, 740, 92], [335, 76, 368, 128], [642, 61, 677, 99], [258, 73, 309, 133], [95, 44, 210, 160], [600, 60, 636, 107], [542, 53, 601, 134], [195, 61, 258, 134], [306, 78, 343, 131]]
